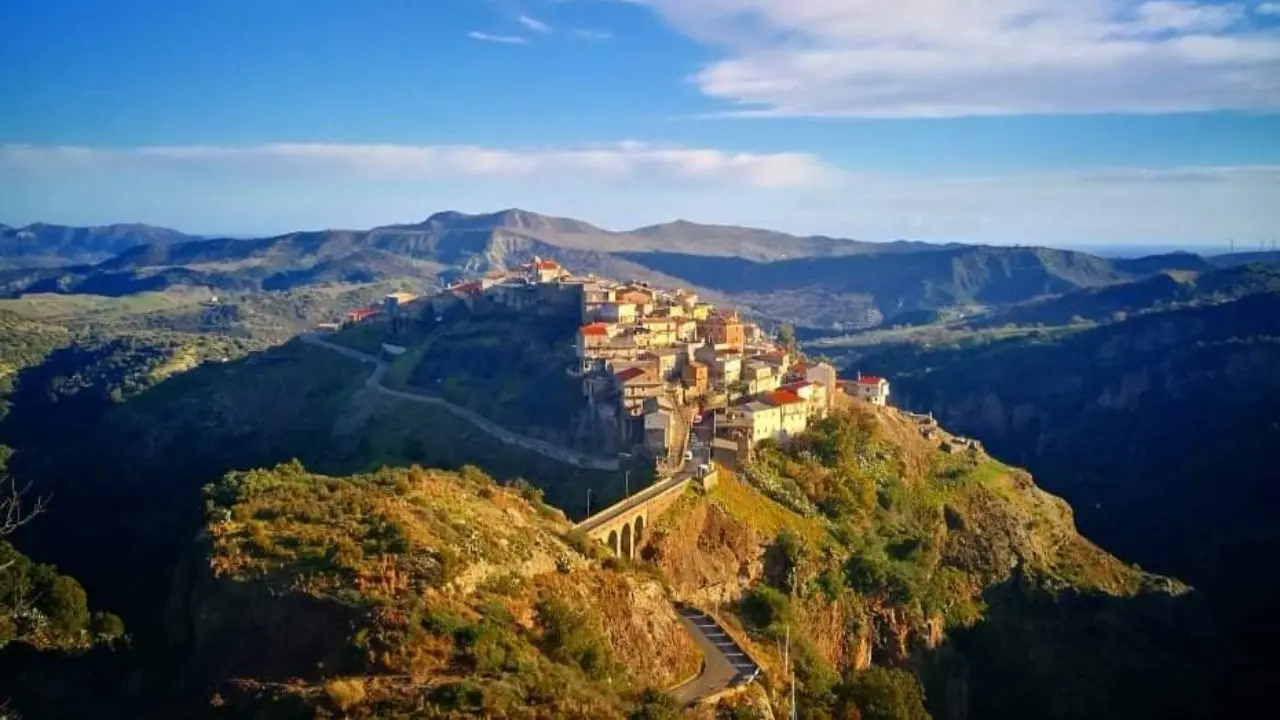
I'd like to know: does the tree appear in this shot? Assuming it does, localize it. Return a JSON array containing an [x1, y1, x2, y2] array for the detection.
[[1, 447, 48, 571], [840, 667, 930, 720], [777, 323, 797, 350]]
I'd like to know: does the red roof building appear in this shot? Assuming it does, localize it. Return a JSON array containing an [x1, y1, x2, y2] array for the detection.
[[579, 322, 610, 337], [764, 390, 805, 406], [857, 375, 886, 385], [345, 307, 381, 323], [615, 366, 651, 383], [448, 280, 484, 297]]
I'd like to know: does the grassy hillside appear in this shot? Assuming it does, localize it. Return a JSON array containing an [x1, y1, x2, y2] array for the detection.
[[190, 463, 697, 719]]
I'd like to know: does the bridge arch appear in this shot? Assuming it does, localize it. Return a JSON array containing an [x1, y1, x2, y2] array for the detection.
[[634, 515, 644, 550], [608, 530, 619, 556], [621, 523, 633, 559]]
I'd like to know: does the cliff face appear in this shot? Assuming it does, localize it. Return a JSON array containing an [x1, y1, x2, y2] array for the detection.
[[643, 405, 1212, 719], [184, 463, 698, 718]]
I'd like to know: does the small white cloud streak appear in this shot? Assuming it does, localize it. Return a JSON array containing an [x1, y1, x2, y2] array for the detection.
[[0, 142, 835, 189], [518, 14, 552, 33], [572, 28, 615, 40], [1257, 2, 1280, 15], [622, 0, 1280, 117], [468, 31, 529, 44], [1, 144, 1275, 243]]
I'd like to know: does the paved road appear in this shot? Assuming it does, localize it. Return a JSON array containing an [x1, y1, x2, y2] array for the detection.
[[672, 606, 760, 705], [301, 332, 620, 471]]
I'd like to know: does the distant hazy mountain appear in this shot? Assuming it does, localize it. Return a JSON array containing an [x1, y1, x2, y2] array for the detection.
[[1111, 251, 1216, 275], [620, 245, 1128, 328], [0, 209, 930, 297], [968, 264, 1280, 328], [4, 210, 1276, 332], [0, 222, 194, 268], [1210, 250, 1280, 268]]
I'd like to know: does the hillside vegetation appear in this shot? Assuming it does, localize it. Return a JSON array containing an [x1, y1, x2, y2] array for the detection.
[[647, 405, 1212, 719], [621, 245, 1128, 329], [194, 462, 697, 718], [847, 289, 1280, 714]]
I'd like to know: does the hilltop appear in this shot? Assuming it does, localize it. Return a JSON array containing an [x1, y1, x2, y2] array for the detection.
[[190, 462, 697, 718]]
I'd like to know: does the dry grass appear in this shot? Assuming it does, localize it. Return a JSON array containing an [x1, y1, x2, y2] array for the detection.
[[324, 677, 366, 711], [712, 468, 829, 548]]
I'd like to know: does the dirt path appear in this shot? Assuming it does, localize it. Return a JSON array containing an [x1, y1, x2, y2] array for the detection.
[[301, 332, 620, 471]]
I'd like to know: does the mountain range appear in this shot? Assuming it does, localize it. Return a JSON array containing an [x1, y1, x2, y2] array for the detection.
[[2, 209, 1273, 329]]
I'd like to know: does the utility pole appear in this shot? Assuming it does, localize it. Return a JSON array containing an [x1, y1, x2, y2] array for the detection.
[[784, 624, 797, 720], [624, 468, 631, 497], [586, 488, 592, 518]]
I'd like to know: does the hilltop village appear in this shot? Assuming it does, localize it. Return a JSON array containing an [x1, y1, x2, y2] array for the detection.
[[343, 257, 892, 467]]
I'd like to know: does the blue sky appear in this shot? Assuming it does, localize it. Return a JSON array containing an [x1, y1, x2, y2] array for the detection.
[[1, 0, 1278, 245]]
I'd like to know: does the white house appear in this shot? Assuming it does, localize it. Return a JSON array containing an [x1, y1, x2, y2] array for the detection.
[[851, 373, 890, 406]]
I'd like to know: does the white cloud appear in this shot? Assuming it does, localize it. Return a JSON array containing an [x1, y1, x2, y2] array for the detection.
[[622, 0, 1280, 117], [0, 142, 835, 189], [572, 28, 615, 40], [1257, 2, 1280, 15], [518, 14, 552, 33], [468, 31, 529, 44]]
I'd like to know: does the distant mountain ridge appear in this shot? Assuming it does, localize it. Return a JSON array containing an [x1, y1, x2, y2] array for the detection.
[[0, 222, 194, 268], [3, 209, 1276, 330]]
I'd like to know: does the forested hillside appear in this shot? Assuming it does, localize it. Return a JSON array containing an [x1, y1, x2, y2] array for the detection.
[[848, 291, 1280, 712]]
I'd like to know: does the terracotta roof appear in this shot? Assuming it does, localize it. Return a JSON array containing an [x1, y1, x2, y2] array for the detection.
[[346, 307, 380, 321], [857, 375, 886, 385], [779, 380, 818, 393], [449, 280, 484, 296], [764, 390, 805, 406], [536, 260, 560, 270], [579, 323, 610, 337], [615, 367, 650, 383]]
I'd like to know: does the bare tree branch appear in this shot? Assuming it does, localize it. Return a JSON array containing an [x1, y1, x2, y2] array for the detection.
[[1, 475, 49, 538]]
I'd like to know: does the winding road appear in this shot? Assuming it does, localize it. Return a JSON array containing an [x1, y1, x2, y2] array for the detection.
[[305, 332, 756, 704], [672, 605, 761, 705], [300, 332, 620, 471]]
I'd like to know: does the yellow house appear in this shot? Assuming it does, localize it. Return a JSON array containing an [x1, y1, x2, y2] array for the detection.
[[600, 302, 638, 324], [763, 389, 810, 439]]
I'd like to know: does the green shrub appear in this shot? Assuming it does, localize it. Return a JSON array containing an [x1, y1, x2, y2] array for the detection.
[[741, 585, 791, 630], [630, 687, 682, 719], [840, 667, 930, 720], [767, 530, 806, 592], [91, 611, 126, 640], [535, 597, 614, 679], [41, 575, 90, 634]]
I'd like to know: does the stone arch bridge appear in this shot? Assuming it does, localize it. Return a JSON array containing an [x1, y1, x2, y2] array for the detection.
[[574, 468, 716, 558]]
